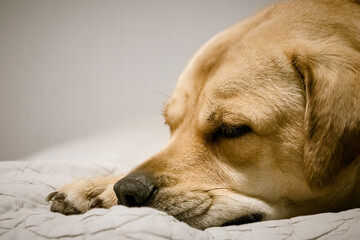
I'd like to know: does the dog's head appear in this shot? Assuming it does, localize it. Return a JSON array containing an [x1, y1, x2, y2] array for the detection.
[[114, 1, 360, 229]]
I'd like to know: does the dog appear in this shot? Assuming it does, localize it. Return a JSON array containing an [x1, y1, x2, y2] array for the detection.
[[46, 0, 360, 229]]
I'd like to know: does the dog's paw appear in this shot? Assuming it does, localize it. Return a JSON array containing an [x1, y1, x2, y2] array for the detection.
[[46, 177, 119, 215]]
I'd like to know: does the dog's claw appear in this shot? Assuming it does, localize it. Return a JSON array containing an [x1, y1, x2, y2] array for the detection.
[[46, 191, 81, 215], [46, 191, 60, 202]]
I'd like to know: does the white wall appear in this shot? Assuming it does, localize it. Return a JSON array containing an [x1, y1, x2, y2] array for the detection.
[[0, 0, 276, 160]]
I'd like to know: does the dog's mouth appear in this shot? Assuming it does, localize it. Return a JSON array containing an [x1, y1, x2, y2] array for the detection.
[[221, 212, 264, 227]]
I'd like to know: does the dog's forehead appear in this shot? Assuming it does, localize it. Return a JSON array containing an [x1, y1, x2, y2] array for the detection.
[[167, 50, 284, 107], [164, 24, 303, 130]]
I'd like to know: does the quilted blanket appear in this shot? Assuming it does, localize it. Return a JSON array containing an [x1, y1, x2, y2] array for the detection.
[[1, 127, 360, 240]]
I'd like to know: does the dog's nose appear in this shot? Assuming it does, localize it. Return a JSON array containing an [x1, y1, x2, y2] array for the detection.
[[113, 174, 156, 207]]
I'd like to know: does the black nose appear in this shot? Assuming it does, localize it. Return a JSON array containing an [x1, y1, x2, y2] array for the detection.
[[113, 174, 156, 207]]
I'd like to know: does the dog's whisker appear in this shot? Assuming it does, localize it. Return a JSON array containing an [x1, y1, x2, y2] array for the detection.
[[152, 90, 172, 99]]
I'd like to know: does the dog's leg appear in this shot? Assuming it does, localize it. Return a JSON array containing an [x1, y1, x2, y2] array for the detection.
[[46, 175, 122, 215]]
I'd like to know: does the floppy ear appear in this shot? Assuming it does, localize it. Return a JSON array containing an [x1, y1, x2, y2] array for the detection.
[[292, 46, 360, 188]]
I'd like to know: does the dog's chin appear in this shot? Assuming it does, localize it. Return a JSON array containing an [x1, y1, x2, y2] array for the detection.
[[151, 188, 271, 229], [221, 212, 264, 227]]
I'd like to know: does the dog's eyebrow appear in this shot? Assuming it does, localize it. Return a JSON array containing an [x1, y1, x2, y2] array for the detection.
[[162, 102, 174, 125], [162, 102, 170, 117], [162, 97, 178, 119], [162, 97, 186, 129]]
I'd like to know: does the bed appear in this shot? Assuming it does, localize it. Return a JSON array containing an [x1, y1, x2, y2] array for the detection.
[[1, 125, 359, 240]]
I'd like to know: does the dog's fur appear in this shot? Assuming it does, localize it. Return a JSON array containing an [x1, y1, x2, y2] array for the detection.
[[47, 0, 360, 229]]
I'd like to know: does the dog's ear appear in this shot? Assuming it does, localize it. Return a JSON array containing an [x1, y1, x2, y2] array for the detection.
[[291, 46, 360, 188]]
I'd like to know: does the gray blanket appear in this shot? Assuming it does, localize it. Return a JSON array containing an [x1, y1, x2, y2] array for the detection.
[[1, 159, 359, 240]]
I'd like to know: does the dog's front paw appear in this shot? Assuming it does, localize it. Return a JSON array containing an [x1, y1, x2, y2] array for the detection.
[[46, 177, 119, 215]]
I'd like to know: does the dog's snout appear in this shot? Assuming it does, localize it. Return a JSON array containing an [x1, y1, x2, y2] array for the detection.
[[113, 174, 156, 207]]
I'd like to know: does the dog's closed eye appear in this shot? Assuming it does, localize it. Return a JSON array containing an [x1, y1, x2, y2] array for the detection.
[[214, 124, 252, 140]]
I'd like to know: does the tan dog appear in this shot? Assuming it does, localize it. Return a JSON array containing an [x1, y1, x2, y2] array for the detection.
[[47, 0, 360, 229]]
